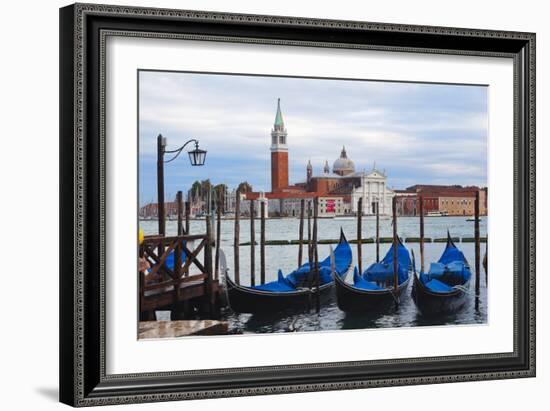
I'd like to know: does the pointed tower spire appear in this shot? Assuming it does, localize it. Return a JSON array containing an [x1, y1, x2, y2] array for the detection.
[[274, 98, 284, 130], [307, 159, 313, 183], [324, 160, 330, 174], [271, 98, 288, 150], [341, 146, 347, 159]]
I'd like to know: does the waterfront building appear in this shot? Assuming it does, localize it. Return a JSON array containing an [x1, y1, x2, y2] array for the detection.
[[318, 196, 346, 216], [394, 185, 487, 217], [350, 169, 394, 215]]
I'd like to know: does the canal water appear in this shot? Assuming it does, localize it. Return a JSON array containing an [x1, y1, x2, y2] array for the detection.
[[140, 216, 488, 333]]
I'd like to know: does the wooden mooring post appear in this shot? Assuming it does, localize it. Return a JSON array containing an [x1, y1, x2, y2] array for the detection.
[[260, 201, 266, 285], [298, 199, 305, 267], [205, 215, 215, 315], [234, 191, 240, 284], [474, 191, 481, 305], [419, 195, 425, 273], [175, 191, 183, 287], [376, 201, 380, 263], [177, 191, 184, 236], [484, 247, 488, 284], [313, 197, 320, 313], [357, 197, 363, 275], [185, 200, 190, 235], [214, 201, 222, 280], [250, 199, 256, 287], [392, 196, 399, 306], [156, 134, 166, 237], [307, 200, 313, 310], [307, 200, 312, 263]]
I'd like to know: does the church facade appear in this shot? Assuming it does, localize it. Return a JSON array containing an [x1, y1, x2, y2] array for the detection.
[[244, 99, 395, 216]]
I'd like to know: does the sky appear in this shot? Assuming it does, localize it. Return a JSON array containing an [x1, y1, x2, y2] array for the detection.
[[139, 70, 487, 205]]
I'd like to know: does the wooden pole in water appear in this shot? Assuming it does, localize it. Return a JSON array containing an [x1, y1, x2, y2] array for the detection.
[[419, 195, 425, 273], [175, 191, 183, 283], [214, 200, 222, 280], [484, 246, 488, 284], [307, 200, 312, 263], [156, 135, 166, 272], [392, 196, 399, 302], [234, 191, 240, 285], [376, 201, 380, 263], [176, 191, 184, 236], [298, 199, 305, 267], [313, 197, 320, 313], [475, 191, 481, 300], [205, 215, 214, 314], [250, 199, 256, 287], [175, 191, 184, 286], [307, 200, 313, 310], [260, 201, 266, 285], [357, 197, 363, 275], [185, 200, 190, 235], [156, 134, 166, 237]]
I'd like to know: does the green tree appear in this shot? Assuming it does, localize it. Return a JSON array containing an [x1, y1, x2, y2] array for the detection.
[[213, 183, 228, 213], [200, 179, 212, 195], [237, 181, 253, 193], [189, 180, 202, 201]]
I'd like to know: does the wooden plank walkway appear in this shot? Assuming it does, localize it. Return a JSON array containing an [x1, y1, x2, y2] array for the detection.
[[138, 320, 228, 339]]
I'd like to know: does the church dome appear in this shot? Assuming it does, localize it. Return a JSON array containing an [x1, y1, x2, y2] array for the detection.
[[333, 146, 355, 176]]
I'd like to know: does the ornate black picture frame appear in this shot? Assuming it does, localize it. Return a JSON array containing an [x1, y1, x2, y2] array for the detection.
[[59, 3, 535, 407]]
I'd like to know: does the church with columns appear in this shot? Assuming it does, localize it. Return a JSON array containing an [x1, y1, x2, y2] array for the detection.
[[244, 99, 395, 216]]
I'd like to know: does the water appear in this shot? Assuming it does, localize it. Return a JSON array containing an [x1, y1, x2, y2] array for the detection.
[[140, 216, 488, 333]]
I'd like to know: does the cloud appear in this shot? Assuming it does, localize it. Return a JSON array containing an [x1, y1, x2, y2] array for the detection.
[[138, 71, 487, 203]]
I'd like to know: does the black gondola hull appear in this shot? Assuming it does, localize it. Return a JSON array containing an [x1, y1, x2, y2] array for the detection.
[[225, 276, 336, 314], [411, 274, 469, 314], [334, 273, 411, 312]]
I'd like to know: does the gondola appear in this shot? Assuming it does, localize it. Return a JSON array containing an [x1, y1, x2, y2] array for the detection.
[[412, 232, 472, 314], [333, 238, 412, 312], [225, 229, 352, 313]]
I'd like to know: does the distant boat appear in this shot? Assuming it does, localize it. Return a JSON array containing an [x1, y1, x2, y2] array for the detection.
[[225, 229, 352, 313], [426, 211, 448, 217], [335, 215, 390, 221]]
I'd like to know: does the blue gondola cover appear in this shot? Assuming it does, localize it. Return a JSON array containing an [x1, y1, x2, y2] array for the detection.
[[250, 237, 352, 293], [352, 267, 384, 290], [362, 241, 410, 286], [419, 238, 471, 293]]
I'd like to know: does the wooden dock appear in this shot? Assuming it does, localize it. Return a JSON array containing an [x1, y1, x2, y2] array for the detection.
[[138, 320, 229, 339], [139, 232, 222, 320]]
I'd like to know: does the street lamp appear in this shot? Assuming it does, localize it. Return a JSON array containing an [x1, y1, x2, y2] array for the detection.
[[157, 134, 207, 236]]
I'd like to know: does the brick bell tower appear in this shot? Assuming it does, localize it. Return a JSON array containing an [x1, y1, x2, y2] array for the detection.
[[270, 98, 289, 192]]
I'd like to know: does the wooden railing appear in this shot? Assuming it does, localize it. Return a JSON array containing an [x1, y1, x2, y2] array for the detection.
[[139, 233, 214, 315]]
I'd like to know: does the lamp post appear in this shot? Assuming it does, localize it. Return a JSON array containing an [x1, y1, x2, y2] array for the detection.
[[157, 134, 207, 236]]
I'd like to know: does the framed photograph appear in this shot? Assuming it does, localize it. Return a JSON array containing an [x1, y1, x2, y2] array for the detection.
[[59, 3, 535, 407]]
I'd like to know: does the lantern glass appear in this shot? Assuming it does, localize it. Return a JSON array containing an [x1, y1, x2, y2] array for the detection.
[[188, 147, 207, 166]]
